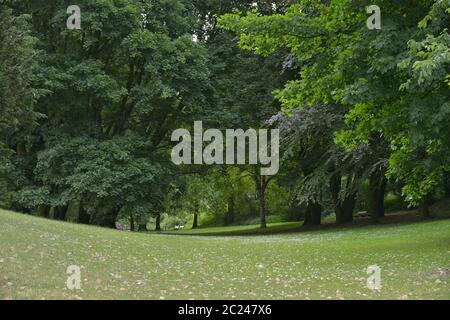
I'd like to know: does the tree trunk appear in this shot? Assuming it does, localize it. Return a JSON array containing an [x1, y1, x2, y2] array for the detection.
[[155, 213, 161, 231], [255, 175, 268, 229], [226, 196, 235, 226], [368, 171, 387, 221], [78, 203, 90, 224], [16, 143, 26, 156], [444, 172, 450, 197], [303, 202, 322, 226], [54, 205, 68, 221], [419, 199, 431, 219], [338, 194, 356, 223], [192, 204, 199, 229], [39, 205, 50, 218], [101, 216, 117, 228], [333, 195, 356, 224], [130, 214, 135, 232], [330, 174, 355, 224], [259, 192, 267, 229], [95, 207, 121, 228], [330, 173, 342, 220]]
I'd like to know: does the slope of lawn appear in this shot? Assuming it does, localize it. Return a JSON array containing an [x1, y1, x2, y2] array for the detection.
[[0, 209, 449, 300]]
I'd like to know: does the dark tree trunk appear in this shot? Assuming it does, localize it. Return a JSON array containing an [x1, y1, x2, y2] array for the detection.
[[155, 213, 161, 231], [444, 172, 450, 197], [52, 207, 59, 220], [368, 172, 387, 221], [78, 203, 90, 224], [303, 202, 322, 226], [330, 174, 356, 224], [102, 216, 117, 228], [39, 205, 51, 218], [259, 191, 267, 229], [16, 143, 26, 156], [257, 183, 267, 229], [419, 199, 431, 219], [192, 204, 199, 229], [255, 175, 269, 229], [226, 196, 235, 226], [95, 207, 121, 228], [55, 205, 69, 221], [130, 214, 135, 232], [340, 194, 356, 223], [330, 174, 342, 216]]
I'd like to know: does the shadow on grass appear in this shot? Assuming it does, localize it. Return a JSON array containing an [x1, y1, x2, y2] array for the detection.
[[157, 208, 450, 237]]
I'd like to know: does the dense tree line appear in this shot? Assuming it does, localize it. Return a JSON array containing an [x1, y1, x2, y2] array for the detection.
[[1, 0, 449, 230], [220, 0, 450, 224]]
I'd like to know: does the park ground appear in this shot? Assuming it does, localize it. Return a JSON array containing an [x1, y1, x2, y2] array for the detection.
[[0, 208, 449, 300]]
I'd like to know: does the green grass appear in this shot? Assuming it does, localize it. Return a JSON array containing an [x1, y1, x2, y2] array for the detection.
[[1, 209, 449, 300]]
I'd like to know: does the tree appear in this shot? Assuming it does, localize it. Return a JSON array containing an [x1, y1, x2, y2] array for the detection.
[[387, 2, 450, 213], [200, 2, 293, 228], [0, 4, 42, 211], [219, 0, 448, 221], [179, 175, 217, 229], [1, 0, 211, 227], [275, 106, 367, 225], [0, 4, 40, 135]]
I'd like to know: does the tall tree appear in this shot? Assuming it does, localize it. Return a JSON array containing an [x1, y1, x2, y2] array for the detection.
[[2, 0, 209, 227], [0, 4, 41, 210], [219, 0, 448, 220]]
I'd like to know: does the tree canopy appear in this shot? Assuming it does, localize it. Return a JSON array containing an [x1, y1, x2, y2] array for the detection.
[[1, 0, 449, 230]]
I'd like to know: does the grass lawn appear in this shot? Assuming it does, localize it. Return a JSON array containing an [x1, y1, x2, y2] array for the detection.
[[164, 222, 303, 236], [0, 209, 449, 300]]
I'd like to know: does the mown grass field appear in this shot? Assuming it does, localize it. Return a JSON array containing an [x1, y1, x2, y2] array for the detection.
[[0, 209, 449, 300]]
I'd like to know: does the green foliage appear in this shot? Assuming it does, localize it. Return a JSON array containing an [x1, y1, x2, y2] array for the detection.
[[2, 0, 448, 228], [0, 5, 40, 133], [219, 0, 450, 208], [0, 0, 211, 226]]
